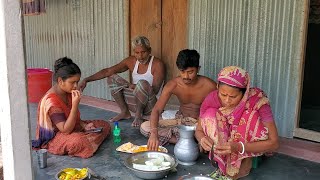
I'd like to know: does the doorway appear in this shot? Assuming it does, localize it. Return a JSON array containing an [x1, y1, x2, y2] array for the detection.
[[129, 0, 188, 82], [296, 0, 320, 142], [129, 0, 187, 105]]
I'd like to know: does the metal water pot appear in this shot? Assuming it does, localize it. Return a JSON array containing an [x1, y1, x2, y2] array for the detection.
[[174, 125, 199, 165]]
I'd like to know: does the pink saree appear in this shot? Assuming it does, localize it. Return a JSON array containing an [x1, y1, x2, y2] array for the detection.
[[200, 66, 270, 176]]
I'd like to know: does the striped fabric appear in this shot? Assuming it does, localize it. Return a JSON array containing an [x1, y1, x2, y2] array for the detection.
[[140, 117, 198, 145], [107, 74, 157, 115]]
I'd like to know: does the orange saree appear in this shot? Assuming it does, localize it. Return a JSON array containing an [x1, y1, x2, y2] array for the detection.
[[32, 93, 111, 158]]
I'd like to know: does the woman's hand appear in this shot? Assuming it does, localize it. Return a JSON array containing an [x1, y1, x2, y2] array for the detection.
[[84, 122, 95, 131], [199, 136, 214, 152], [214, 142, 240, 155], [71, 90, 81, 106]]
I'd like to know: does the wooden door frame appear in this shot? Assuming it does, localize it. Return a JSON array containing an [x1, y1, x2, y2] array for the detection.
[[294, 0, 320, 142], [129, 0, 162, 58]]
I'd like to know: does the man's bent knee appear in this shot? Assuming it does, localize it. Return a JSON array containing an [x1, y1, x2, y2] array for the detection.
[[140, 121, 151, 137], [136, 80, 152, 90], [140, 121, 150, 132]]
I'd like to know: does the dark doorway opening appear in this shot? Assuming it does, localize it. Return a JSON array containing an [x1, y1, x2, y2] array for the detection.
[[300, 1, 320, 133]]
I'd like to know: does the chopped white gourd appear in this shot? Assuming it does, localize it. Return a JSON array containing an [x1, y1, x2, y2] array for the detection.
[[145, 161, 154, 166], [157, 155, 165, 162], [150, 157, 164, 166], [133, 154, 172, 171], [161, 161, 171, 167], [133, 163, 160, 171]]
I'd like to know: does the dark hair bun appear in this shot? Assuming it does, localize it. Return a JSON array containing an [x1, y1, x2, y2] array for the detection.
[[54, 57, 73, 73]]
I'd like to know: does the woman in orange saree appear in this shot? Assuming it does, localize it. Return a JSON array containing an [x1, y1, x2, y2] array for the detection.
[[195, 66, 279, 179], [32, 57, 111, 158]]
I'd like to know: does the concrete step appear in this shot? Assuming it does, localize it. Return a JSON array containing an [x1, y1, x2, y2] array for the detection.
[[277, 137, 320, 163]]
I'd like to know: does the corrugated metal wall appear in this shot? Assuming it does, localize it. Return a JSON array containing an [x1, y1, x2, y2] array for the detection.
[[24, 0, 308, 138], [188, 0, 308, 138], [24, 0, 128, 100]]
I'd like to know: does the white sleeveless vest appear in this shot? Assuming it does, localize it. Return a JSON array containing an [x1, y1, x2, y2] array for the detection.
[[132, 56, 163, 98]]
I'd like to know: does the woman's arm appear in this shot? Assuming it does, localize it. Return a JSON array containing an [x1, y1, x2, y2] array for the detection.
[[214, 121, 279, 155], [55, 90, 81, 134], [195, 122, 214, 152], [241, 121, 279, 153], [242, 103, 279, 153]]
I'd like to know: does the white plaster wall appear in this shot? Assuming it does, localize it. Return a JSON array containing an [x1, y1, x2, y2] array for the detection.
[[0, 0, 33, 179]]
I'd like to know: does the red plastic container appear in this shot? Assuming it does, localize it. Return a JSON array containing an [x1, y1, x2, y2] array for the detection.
[[27, 68, 53, 103]]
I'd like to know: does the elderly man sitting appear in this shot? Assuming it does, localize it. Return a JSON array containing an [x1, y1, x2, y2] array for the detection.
[[79, 36, 165, 127]]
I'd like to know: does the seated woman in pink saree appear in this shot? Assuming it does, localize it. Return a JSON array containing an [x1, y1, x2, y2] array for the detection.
[[32, 57, 111, 158], [195, 66, 279, 179]]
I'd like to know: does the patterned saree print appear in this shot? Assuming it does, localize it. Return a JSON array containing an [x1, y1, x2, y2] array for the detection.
[[200, 66, 270, 176]]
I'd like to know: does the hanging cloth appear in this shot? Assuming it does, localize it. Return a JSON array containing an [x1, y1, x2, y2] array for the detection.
[[22, 0, 46, 16]]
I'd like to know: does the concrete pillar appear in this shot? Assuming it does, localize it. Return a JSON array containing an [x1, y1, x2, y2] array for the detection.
[[0, 0, 33, 179], [0, 142, 2, 180]]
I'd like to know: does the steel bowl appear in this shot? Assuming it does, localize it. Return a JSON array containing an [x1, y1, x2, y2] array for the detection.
[[178, 175, 214, 180], [124, 151, 178, 179]]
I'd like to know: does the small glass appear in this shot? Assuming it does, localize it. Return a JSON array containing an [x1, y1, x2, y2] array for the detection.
[[36, 149, 47, 168]]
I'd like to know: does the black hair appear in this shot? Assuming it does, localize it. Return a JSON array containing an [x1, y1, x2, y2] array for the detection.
[[218, 81, 246, 94], [53, 57, 81, 82], [176, 49, 200, 70]]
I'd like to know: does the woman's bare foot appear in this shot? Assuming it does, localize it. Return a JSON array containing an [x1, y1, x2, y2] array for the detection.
[[108, 112, 131, 122], [131, 118, 144, 127]]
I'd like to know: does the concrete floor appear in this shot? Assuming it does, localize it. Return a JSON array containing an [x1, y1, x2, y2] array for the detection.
[[29, 103, 320, 180]]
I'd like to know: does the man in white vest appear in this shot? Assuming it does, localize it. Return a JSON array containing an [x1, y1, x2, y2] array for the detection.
[[79, 36, 165, 127]]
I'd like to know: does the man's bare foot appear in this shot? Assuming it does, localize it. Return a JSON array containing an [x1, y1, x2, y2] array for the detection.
[[168, 135, 177, 144], [131, 118, 144, 127], [108, 113, 131, 122]]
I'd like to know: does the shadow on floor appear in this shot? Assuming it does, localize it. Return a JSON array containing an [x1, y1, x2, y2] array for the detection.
[[29, 103, 320, 180]]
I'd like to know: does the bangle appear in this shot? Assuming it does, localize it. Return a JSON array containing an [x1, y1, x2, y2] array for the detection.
[[239, 141, 245, 154]]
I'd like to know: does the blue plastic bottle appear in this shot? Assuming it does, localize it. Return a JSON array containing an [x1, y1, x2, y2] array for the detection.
[[113, 122, 121, 143]]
